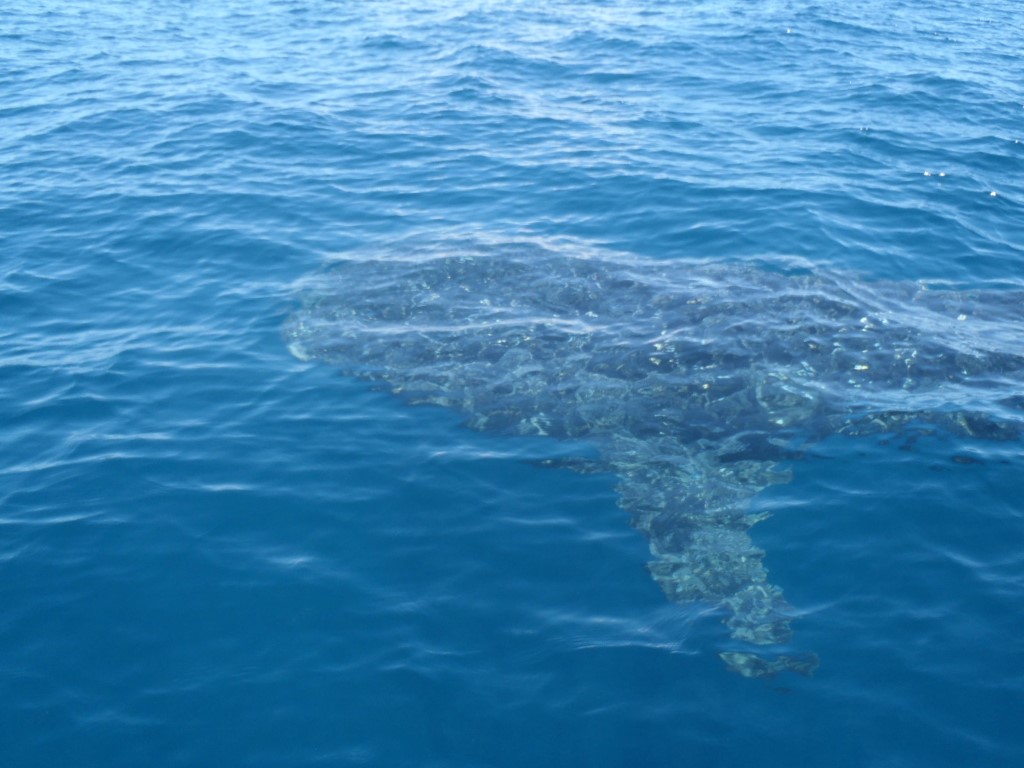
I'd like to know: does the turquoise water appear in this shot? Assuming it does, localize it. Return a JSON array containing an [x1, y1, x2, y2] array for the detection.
[[3, 1, 1023, 765]]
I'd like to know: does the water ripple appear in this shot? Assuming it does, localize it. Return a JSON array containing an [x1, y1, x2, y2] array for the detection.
[[3, 1, 1024, 766]]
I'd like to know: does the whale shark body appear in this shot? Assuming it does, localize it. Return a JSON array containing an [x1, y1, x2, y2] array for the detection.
[[284, 240, 1024, 677]]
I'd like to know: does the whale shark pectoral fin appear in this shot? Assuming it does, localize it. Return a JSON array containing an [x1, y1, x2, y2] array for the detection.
[[719, 651, 820, 678], [613, 437, 804, 648], [722, 582, 795, 645]]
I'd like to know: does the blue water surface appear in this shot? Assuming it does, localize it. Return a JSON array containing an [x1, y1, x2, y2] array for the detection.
[[2, 1, 1023, 766]]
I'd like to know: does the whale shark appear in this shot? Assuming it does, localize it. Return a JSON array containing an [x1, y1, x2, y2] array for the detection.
[[284, 239, 1024, 677]]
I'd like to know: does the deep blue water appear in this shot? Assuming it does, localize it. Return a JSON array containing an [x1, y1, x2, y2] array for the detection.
[[3, 0, 1024, 765]]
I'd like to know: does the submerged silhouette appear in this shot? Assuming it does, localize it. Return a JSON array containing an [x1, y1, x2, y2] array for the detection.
[[285, 240, 1024, 677]]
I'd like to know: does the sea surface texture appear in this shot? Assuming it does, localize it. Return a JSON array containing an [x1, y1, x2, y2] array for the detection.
[[2, 1, 1023, 766]]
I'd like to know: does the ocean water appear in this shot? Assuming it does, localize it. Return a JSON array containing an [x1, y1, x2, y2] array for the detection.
[[2, 0, 1023, 765]]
